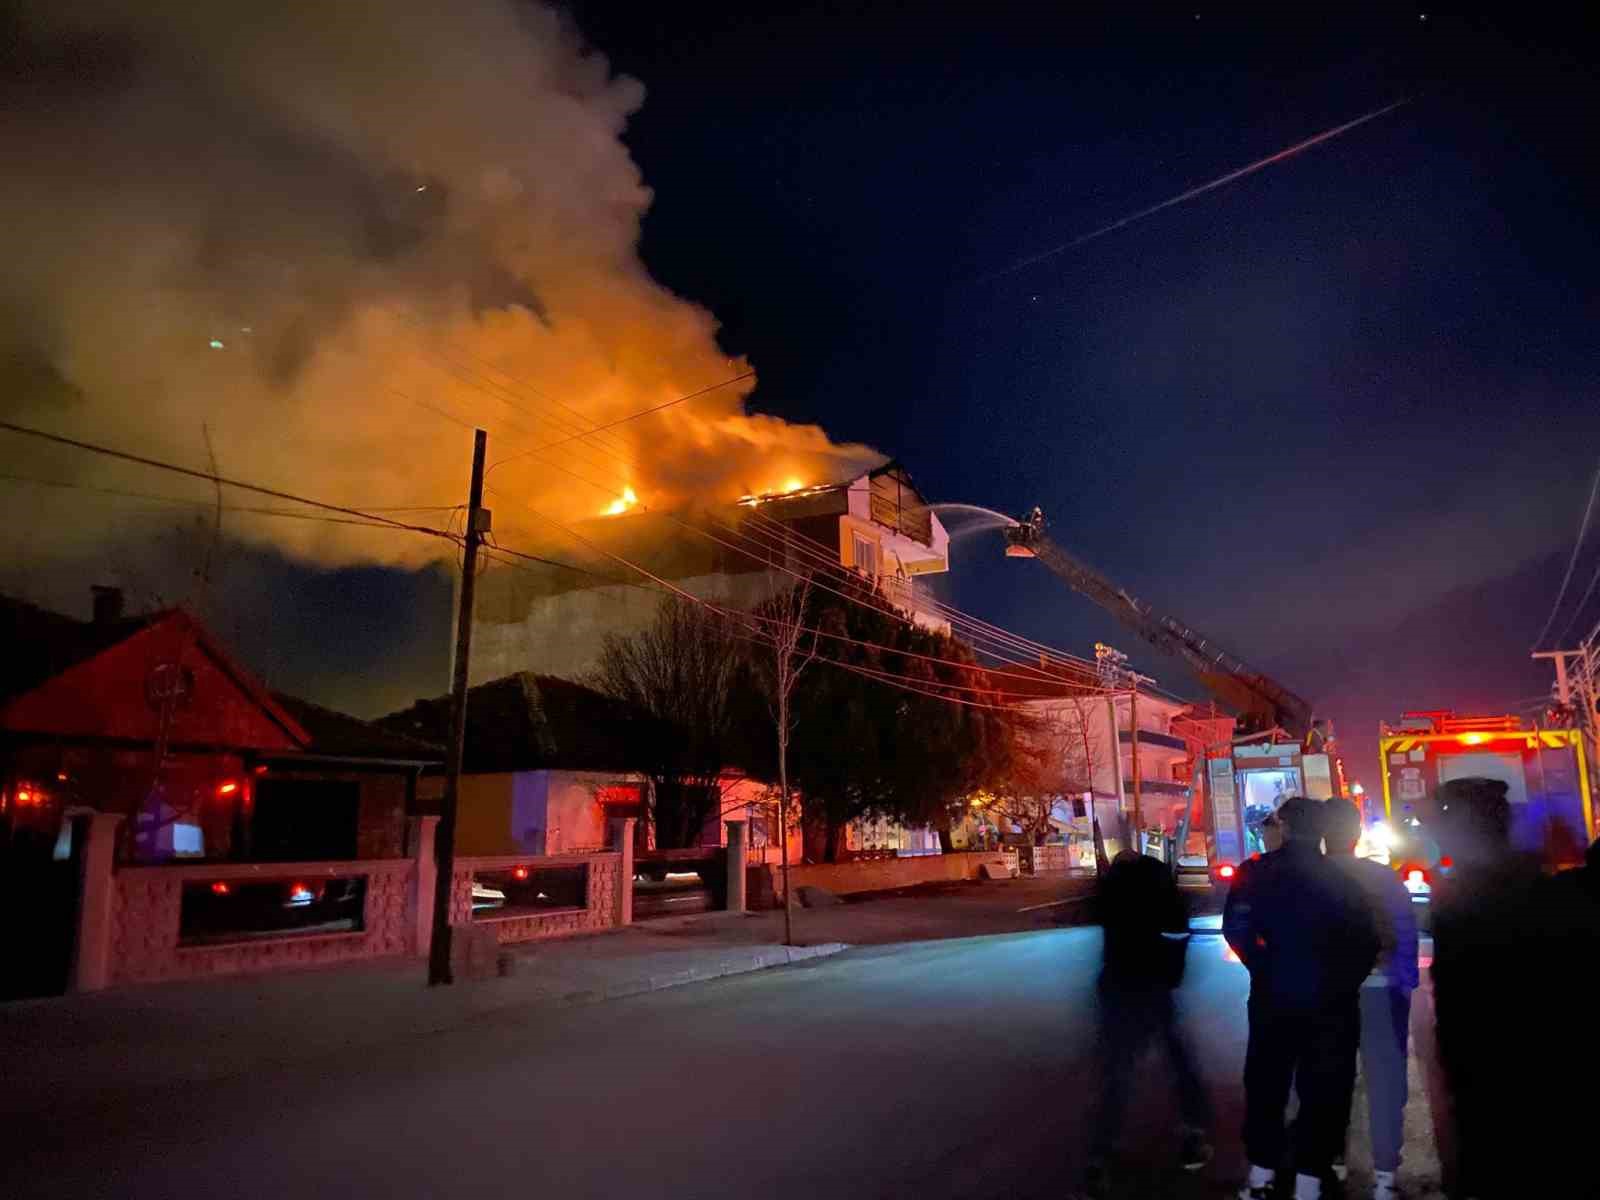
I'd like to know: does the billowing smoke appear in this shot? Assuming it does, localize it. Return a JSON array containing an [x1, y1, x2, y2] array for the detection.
[[0, 0, 878, 580]]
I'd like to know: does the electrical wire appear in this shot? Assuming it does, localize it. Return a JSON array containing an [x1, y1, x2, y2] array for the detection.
[[0, 420, 461, 544], [487, 370, 755, 475], [0, 471, 459, 531], [379, 319, 1172, 698], [1555, 555, 1600, 647], [397, 338, 1130, 687], [704, 502, 1110, 680], [1532, 454, 1600, 651], [485, 496, 1112, 711], [735, 504, 1100, 669]]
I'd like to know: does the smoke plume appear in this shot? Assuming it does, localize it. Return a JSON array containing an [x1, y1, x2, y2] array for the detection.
[[0, 0, 878, 579]]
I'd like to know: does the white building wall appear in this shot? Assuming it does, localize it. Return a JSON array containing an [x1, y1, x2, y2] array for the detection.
[[1024, 687, 1194, 831]]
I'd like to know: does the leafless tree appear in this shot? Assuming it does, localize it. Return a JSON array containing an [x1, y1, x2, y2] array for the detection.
[[1056, 694, 1114, 870], [592, 597, 743, 848], [979, 694, 1111, 868], [752, 576, 815, 946]]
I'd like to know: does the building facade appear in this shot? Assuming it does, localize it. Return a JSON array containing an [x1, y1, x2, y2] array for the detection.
[[469, 462, 951, 684]]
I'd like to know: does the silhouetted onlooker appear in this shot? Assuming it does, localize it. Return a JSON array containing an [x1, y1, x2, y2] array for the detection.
[[1324, 798, 1417, 1200], [1429, 776, 1542, 1198], [1520, 835, 1600, 1192], [1084, 850, 1212, 1196], [1225, 796, 1379, 1200]]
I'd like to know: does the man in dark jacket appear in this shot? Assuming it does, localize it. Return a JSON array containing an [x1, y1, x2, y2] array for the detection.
[[1224, 796, 1380, 1200], [1429, 777, 1544, 1197], [1084, 850, 1212, 1196]]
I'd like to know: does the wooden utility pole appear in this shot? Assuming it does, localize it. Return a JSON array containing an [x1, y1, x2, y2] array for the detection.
[[429, 428, 489, 986], [1129, 686, 1143, 851]]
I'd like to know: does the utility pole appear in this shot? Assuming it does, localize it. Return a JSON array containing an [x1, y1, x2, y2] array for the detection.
[[429, 428, 489, 986], [1129, 686, 1143, 851], [1096, 643, 1145, 855], [1533, 649, 1578, 707]]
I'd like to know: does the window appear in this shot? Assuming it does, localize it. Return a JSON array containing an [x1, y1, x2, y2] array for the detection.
[[472, 863, 589, 918], [852, 533, 879, 579], [180, 875, 366, 945]]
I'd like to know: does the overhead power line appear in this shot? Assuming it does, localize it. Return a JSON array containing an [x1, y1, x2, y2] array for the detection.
[[486, 369, 755, 475], [0, 471, 460, 531], [0, 420, 460, 544], [1532, 453, 1600, 650]]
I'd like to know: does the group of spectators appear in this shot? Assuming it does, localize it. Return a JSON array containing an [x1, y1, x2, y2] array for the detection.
[[1084, 780, 1600, 1200]]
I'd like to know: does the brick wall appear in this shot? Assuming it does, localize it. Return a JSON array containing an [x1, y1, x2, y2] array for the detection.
[[110, 860, 413, 985], [101, 848, 622, 988], [451, 852, 622, 945]]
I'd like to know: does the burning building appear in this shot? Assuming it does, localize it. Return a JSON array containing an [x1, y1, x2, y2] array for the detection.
[[471, 462, 951, 683]]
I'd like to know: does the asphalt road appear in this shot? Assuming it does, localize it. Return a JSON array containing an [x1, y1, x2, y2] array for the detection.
[[4, 925, 1254, 1200]]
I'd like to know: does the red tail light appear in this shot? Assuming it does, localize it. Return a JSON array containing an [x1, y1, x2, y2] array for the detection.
[[1406, 868, 1427, 886], [1217, 864, 1236, 880]]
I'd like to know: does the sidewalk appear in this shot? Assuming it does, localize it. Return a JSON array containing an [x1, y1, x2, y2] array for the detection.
[[0, 914, 841, 1119]]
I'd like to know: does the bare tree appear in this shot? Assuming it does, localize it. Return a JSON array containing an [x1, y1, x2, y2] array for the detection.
[[592, 597, 743, 849], [976, 694, 1111, 868], [752, 576, 815, 946], [1056, 694, 1114, 871]]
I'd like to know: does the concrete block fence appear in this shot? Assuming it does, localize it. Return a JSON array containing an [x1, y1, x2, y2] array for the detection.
[[71, 815, 643, 992]]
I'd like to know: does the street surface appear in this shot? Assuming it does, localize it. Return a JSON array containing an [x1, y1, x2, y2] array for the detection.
[[5, 932, 1235, 1197], [1, 884, 1437, 1199]]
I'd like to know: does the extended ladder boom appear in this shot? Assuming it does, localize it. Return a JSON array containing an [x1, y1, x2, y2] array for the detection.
[[1005, 518, 1312, 736]]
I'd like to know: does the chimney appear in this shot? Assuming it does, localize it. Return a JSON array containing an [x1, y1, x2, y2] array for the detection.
[[90, 585, 125, 626]]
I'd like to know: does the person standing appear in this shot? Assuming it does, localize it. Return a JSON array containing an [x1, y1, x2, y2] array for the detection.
[[1429, 777, 1542, 1198], [1224, 796, 1379, 1200], [1323, 798, 1418, 1200], [1083, 849, 1213, 1197]]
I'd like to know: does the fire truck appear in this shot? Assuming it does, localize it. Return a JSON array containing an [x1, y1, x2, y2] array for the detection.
[[1003, 513, 1333, 883], [1376, 710, 1594, 874]]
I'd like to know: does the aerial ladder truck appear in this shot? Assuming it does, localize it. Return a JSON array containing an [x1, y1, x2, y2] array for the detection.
[[1004, 511, 1328, 871]]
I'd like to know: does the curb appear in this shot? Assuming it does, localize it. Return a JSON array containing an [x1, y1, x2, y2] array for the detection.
[[594, 941, 849, 1003]]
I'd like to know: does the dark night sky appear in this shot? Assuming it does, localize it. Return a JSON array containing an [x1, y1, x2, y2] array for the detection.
[[6, 3, 1598, 744], [558, 1, 1600, 738]]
